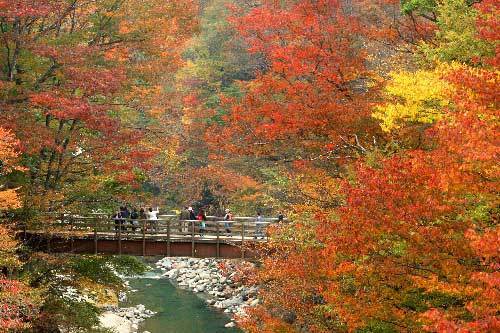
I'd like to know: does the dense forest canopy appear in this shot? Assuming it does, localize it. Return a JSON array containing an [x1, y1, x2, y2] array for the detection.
[[0, 0, 498, 332]]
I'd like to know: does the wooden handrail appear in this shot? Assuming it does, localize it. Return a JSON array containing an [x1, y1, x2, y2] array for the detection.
[[23, 214, 287, 248]]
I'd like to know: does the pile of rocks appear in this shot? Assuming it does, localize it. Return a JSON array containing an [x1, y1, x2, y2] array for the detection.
[[156, 257, 259, 327], [101, 304, 156, 332], [114, 304, 157, 329]]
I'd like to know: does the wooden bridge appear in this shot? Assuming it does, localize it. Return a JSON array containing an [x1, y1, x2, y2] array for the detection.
[[21, 214, 283, 259]]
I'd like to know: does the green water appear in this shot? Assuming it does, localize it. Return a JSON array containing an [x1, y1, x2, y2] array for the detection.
[[122, 271, 241, 333]]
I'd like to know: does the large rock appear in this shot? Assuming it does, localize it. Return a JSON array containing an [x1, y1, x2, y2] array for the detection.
[[99, 312, 133, 333]]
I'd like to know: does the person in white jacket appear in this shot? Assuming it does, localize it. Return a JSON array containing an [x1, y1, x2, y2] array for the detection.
[[147, 207, 159, 232]]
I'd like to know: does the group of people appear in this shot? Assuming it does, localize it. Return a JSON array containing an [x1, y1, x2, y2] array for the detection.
[[180, 206, 233, 237], [180, 206, 209, 236], [112, 205, 285, 237], [180, 206, 285, 238], [112, 206, 159, 232]]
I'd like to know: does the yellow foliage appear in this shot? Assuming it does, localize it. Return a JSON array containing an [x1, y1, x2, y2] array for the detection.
[[0, 127, 22, 174], [77, 278, 119, 307], [0, 189, 21, 210], [0, 127, 22, 210], [373, 68, 453, 132], [0, 225, 21, 270]]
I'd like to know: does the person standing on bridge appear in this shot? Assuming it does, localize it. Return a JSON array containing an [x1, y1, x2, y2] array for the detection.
[[113, 209, 123, 232], [139, 208, 147, 233], [180, 206, 189, 220], [139, 208, 147, 220], [120, 206, 130, 231], [224, 209, 233, 237], [147, 206, 159, 233], [277, 211, 285, 223], [186, 207, 196, 236], [188, 206, 196, 220], [180, 206, 190, 233], [130, 208, 139, 233], [254, 211, 265, 239], [197, 208, 207, 237]]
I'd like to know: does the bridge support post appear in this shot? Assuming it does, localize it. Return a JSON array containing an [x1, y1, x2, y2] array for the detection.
[[216, 221, 220, 258], [167, 219, 171, 257], [94, 218, 98, 255], [191, 220, 195, 257], [118, 219, 122, 255], [70, 215, 74, 253], [142, 220, 146, 256], [241, 221, 245, 259]]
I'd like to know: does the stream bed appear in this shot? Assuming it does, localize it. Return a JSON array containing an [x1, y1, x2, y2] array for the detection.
[[121, 270, 242, 333]]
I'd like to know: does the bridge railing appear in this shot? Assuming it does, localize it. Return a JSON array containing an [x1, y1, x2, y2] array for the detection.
[[25, 214, 285, 257]]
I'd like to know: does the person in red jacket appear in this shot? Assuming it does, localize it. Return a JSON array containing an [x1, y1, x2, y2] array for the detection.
[[197, 208, 207, 237]]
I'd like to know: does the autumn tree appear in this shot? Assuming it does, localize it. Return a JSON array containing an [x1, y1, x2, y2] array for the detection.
[[0, 126, 42, 332], [0, 1, 198, 330], [0, 0, 198, 213], [237, 0, 499, 332], [160, 0, 267, 213]]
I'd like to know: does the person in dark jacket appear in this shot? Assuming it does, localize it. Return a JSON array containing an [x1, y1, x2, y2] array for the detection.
[[113, 209, 122, 232], [120, 206, 130, 231], [138, 208, 147, 233], [188, 207, 196, 220], [130, 208, 139, 232], [277, 211, 285, 223], [139, 208, 147, 220]]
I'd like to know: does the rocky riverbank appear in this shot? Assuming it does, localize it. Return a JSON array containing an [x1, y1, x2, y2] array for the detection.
[[98, 277, 157, 333], [99, 304, 156, 333], [58, 281, 156, 333], [156, 257, 259, 328]]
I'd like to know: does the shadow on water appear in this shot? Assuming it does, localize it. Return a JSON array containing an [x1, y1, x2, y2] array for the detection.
[[122, 269, 242, 333]]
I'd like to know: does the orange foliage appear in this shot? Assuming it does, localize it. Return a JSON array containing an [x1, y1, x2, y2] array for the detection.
[[207, 0, 379, 158], [0, 127, 22, 209], [237, 1, 500, 332], [0, 0, 198, 209]]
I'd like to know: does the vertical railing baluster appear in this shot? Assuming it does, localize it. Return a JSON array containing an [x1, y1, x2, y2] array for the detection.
[[167, 219, 171, 257], [142, 219, 146, 256], [118, 218, 122, 255], [216, 221, 220, 258], [241, 220, 245, 259], [69, 215, 74, 253], [94, 217, 98, 255], [191, 220, 195, 257]]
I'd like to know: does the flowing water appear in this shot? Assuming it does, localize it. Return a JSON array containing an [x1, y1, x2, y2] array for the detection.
[[122, 270, 242, 333]]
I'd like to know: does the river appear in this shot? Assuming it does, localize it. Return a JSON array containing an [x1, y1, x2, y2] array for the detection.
[[122, 270, 242, 333]]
